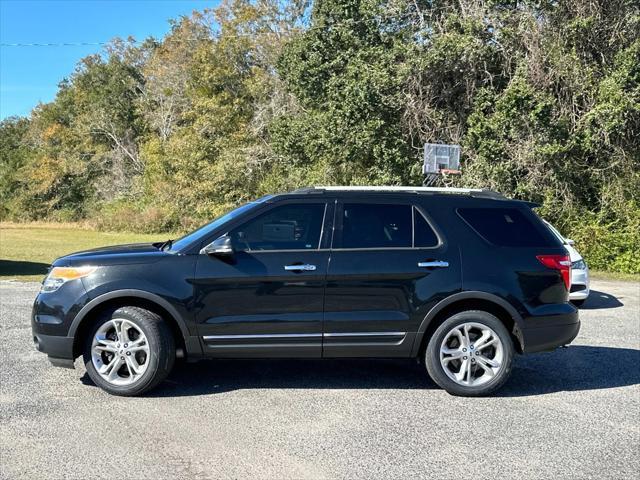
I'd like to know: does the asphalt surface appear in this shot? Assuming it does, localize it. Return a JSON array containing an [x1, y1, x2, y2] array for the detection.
[[1, 280, 639, 479]]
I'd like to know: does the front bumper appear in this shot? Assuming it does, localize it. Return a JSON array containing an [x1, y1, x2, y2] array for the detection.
[[521, 303, 580, 353], [31, 279, 90, 368], [569, 267, 590, 301], [33, 333, 75, 368]]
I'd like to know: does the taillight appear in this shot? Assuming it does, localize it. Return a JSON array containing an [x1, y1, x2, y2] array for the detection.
[[536, 254, 572, 291]]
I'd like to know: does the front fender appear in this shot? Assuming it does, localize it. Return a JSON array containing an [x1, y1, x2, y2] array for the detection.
[[68, 288, 192, 340]]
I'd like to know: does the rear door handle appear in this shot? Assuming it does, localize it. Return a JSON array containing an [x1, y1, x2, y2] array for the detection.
[[418, 260, 449, 268], [284, 264, 317, 272]]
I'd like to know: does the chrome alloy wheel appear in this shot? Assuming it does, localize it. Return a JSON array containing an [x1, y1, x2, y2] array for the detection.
[[439, 322, 504, 387], [91, 318, 150, 386]]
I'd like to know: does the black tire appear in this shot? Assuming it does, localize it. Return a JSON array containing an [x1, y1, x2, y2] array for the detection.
[[571, 299, 586, 308], [83, 306, 175, 396], [424, 310, 514, 397]]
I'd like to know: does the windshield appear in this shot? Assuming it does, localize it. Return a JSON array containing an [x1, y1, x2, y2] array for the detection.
[[168, 199, 268, 252]]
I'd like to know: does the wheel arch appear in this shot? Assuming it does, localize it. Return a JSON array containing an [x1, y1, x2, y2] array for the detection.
[[70, 290, 195, 359], [411, 291, 525, 357]]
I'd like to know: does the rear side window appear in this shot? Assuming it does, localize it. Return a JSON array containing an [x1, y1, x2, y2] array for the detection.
[[414, 207, 439, 247], [339, 204, 439, 249], [342, 204, 412, 248], [458, 208, 554, 247]]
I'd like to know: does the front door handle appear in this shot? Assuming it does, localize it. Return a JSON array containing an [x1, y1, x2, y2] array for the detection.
[[418, 260, 449, 268], [284, 264, 317, 272]]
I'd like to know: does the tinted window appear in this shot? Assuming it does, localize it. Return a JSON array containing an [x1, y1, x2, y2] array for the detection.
[[458, 208, 554, 247], [342, 204, 412, 248], [414, 207, 439, 247], [169, 201, 262, 252], [230, 204, 325, 251]]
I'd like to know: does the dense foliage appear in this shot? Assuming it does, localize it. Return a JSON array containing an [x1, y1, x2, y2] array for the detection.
[[1, 0, 638, 272]]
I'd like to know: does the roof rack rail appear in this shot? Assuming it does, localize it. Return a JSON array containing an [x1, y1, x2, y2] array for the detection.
[[292, 186, 507, 199]]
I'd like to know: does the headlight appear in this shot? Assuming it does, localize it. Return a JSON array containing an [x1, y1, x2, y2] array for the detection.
[[41, 266, 97, 293], [571, 259, 587, 270]]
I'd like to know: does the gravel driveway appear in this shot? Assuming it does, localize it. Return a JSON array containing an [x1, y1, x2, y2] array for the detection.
[[1, 279, 638, 479]]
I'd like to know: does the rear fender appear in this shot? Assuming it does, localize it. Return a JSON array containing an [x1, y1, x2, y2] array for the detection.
[[410, 291, 524, 356]]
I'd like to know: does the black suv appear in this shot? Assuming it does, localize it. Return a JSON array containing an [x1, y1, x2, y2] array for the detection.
[[32, 187, 579, 396]]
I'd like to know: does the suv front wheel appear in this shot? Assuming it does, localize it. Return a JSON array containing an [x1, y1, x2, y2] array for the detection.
[[83, 306, 175, 396], [425, 311, 514, 396]]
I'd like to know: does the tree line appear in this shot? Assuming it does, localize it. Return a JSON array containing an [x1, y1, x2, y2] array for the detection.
[[1, 0, 638, 273]]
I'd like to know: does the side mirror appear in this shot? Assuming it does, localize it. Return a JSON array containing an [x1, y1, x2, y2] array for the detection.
[[566, 239, 575, 246], [200, 234, 234, 257]]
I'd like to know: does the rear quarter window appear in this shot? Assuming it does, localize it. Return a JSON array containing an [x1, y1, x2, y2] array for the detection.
[[457, 207, 557, 247]]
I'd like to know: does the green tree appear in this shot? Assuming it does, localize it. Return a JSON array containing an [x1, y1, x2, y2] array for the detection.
[[0, 0, 637, 272], [139, 1, 306, 228], [0, 117, 32, 219], [272, 0, 415, 186]]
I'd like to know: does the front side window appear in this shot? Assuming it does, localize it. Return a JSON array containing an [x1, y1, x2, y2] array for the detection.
[[230, 204, 326, 251], [169, 201, 263, 252], [341, 204, 413, 248]]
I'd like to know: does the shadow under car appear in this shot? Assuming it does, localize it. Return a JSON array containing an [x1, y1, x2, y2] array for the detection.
[[577, 289, 624, 310], [80, 345, 640, 398]]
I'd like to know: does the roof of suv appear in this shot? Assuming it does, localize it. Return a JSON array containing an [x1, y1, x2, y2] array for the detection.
[[288, 186, 509, 200]]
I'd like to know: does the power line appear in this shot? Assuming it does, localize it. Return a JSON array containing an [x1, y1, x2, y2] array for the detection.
[[1, 42, 107, 47], [0, 9, 454, 47]]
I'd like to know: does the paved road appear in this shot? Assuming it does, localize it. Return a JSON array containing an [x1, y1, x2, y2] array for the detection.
[[1, 280, 639, 479]]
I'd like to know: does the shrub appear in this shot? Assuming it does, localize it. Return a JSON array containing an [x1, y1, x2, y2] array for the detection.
[[567, 208, 640, 274], [93, 200, 178, 234]]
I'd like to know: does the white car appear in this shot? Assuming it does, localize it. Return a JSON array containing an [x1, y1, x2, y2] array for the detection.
[[544, 220, 590, 306]]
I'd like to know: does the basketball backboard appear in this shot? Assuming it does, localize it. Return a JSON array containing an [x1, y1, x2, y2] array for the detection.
[[423, 143, 461, 174]]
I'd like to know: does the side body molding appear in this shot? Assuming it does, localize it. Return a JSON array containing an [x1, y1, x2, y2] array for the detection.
[[410, 291, 524, 356], [68, 289, 199, 354]]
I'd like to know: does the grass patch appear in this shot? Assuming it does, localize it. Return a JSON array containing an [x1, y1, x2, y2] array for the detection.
[[0, 222, 172, 282], [589, 270, 640, 283]]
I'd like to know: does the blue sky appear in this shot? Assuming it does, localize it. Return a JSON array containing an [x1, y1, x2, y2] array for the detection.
[[0, 0, 218, 119]]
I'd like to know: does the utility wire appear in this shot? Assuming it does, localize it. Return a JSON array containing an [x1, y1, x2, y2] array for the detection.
[[1, 42, 107, 47], [0, 8, 454, 47]]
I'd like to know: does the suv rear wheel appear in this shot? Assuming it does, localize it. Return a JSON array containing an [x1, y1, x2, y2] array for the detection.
[[83, 306, 175, 396], [425, 311, 514, 396]]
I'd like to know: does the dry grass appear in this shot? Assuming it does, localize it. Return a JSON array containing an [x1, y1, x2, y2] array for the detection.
[[0, 221, 94, 230], [589, 270, 640, 283]]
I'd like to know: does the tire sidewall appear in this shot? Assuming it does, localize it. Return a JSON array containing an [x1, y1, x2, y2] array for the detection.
[[425, 311, 514, 396], [83, 309, 163, 396]]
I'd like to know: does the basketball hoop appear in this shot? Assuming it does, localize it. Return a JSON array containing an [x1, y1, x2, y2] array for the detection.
[[422, 144, 461, 186]]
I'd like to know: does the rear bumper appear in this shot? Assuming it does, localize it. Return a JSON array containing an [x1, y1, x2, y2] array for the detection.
[[521, 320, 580, 353], [521, 306, 580, 353]]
